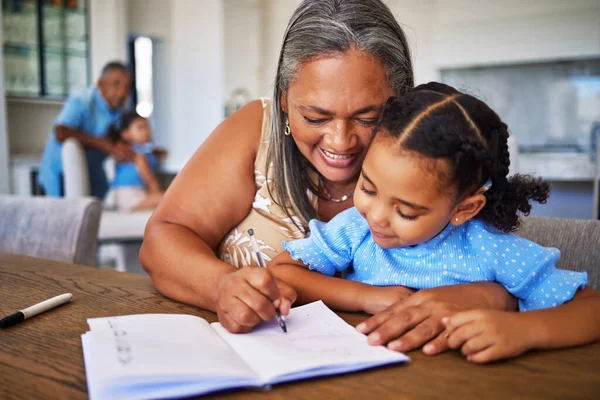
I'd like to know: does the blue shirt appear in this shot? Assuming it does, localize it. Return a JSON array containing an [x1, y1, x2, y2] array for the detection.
[[38, 87, 123, 198], [283, 207, 588, 311], [112, 144, 158, 188]]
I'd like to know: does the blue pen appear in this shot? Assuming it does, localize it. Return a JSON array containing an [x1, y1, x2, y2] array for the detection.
[[247, 229, 288, 333]]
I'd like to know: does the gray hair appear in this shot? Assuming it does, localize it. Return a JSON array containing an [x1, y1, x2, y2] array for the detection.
[[266, 0, 414, 233]]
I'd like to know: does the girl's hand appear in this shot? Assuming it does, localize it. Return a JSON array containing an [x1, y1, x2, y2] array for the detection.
[[361, 285, 414, 315], [443, 310, 535, 364], [216, 266, 297, 333], [356, 283, 514, 355]]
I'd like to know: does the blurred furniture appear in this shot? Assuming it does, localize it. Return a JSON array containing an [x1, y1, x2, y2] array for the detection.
[[516, 216, 600, 290], [61, 138, 152, 272], [2, 0, 90, 99], [1, 252, 599, 400], [0, 195, 102, 266]]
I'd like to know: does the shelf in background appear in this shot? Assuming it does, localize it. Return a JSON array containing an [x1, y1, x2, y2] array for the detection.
[[6, 96, 65, 106]]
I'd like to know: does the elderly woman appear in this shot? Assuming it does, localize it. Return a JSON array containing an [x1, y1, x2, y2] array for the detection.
[[140, 0, 516, 355]]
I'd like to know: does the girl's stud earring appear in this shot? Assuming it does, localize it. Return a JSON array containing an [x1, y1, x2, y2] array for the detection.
[[455, 218, 459, 222]]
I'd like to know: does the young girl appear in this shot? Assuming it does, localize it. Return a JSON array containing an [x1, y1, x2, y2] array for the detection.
[[268, 82, 600, 363], [107, 110, 164, 212]]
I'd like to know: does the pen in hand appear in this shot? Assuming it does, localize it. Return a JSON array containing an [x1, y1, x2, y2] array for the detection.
[[0, 293, 73, 329], [247, 229, 288, 333]]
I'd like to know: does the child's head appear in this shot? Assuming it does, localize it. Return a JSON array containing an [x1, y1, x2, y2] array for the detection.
[[354, 82, 549, 249], [108, 110, 151, 145]]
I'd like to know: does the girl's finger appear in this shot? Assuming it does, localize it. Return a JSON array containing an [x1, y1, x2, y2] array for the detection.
[[447, 321, 485, 350], [443, 309, 484, 333], [466, 344, 502, 364], [460, 333, 494, 356]]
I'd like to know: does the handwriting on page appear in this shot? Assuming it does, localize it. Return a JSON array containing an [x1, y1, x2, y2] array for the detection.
[[107, 319, 133, 365]]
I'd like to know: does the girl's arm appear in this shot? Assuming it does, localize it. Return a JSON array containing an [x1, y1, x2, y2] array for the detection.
[[135, 153, 161, 193], [268, 251, 413, 314], [524, 287, 600, 349], [443, 287, 600, 363]]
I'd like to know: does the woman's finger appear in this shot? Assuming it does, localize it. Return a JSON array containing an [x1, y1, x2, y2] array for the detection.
[[229, 295, 262, 328], [236, 283, 277, 322], [386, 316, 443, 352], [422, 331, 449, 355], [244, 267, 282, 301], [356, 307, 393, 335], [356, 298, 412, 334], [219, 309, 251, 333], [367, 305, 430, 347], [275, 278, 297, 315]]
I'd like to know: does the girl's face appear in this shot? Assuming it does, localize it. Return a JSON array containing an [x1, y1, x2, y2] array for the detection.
[[283, 49, 394, 186], [354, 137, 459, 249], [122, 118, 151, 144]]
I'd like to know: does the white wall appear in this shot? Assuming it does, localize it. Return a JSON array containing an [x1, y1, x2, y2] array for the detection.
[[259, 0, 301, 97], [257, 0, 600, 88], [168, 0, 225, 169], [89, 0, 128, 83], [224, 0, 261, 99], [0, 7, 10, 193], [6, 102, 62, 155], [127, 0, 172, 151]]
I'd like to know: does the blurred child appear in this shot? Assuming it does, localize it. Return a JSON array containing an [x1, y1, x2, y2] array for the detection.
[[107, 110, 164, 212]]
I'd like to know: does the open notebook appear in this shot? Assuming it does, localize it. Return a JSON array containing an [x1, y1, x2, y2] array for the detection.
[[81, 301, 409, 400]]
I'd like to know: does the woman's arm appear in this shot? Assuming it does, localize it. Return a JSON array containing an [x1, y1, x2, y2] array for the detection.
[[140, 101, 295, 332], [268, 251, 413, 314], [134, 153, 161, 193], [444, 287, 600, 363]]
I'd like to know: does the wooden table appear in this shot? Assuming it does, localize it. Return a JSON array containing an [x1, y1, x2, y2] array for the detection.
[[1, 252, 599, 400]]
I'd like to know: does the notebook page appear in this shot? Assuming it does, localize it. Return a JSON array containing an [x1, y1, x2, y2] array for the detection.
[[84, 314, 259, 400], [211, 301, 408, 383]]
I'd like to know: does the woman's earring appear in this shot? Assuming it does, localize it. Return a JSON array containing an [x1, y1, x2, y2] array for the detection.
[[455, 218, 459, 222], [284, 117, 292, 136]]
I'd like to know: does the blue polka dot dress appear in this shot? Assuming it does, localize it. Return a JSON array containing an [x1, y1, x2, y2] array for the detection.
[[282, 207, 587, 311]]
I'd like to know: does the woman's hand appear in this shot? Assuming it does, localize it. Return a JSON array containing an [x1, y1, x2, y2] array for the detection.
[[216, 266, 297, 333], [356, 282, 516, 355], [361, 285, 414, 315], [443, 310, 534, 364]]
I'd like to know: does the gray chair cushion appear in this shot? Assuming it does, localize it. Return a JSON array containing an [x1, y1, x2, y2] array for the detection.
[[0, 195, 103, 266], [516, 216, 600, 291]]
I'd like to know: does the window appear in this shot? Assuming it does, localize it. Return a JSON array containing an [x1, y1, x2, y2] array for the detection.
[[2, 0, 89, 98]]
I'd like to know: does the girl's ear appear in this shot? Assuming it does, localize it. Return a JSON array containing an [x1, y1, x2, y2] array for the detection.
[[451, 193, 487, 226]]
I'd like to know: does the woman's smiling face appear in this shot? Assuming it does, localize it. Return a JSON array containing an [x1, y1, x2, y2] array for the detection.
[[283, 49, 394, 186]]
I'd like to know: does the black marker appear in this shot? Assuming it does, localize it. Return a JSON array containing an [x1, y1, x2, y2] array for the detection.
[[0, 293, 73, 329]]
